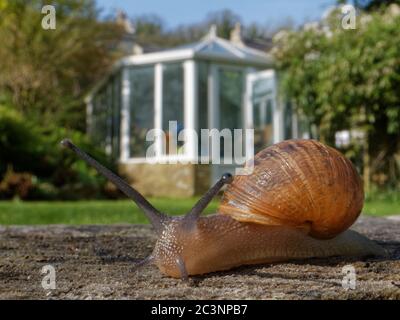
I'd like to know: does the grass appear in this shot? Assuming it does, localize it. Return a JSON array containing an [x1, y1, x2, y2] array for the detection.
[[0, 196, 398, 225], [364, 191, 400, 216], [0, 198, 219, 225], [363, 200, 400, 216]]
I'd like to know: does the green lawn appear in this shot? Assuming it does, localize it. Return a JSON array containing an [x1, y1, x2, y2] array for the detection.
[[0, 197, 398, 225], [0, 198, 219, 225], [363, 199, 400, 216]]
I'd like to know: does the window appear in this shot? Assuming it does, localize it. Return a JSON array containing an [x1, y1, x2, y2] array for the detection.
[[248, 71, 276, 152], [110, 74, 121, 158], [253, 98, 273, 152], [198, 62, 209, 158], [90, 72, 121, 159], [218, 68, 244, 158], [162, 63, 184, 155], [284, 100, 293, 140], [129, 66, 155, 158], [91, 90, 108, 149], [198, 62, 209, 131], [219, 68, 243, 130]]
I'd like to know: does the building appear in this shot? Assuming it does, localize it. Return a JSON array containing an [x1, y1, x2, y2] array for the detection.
[[85, 23, 306, 197]]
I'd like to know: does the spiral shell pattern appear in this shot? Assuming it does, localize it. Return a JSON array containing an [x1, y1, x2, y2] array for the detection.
[[219, 139, 364, 239]]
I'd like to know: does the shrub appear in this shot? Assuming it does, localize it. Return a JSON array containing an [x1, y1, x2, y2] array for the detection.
[[0, 104, 116, 200], [0, 105, 42, 178]]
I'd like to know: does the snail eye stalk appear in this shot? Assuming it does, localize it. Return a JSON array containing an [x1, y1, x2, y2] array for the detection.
[[60, 139, 167, 233], [184, 173, 233, 229]]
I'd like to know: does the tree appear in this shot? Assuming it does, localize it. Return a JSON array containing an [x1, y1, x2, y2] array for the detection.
[[273, 6, 400, 190], [203, 9, 241, 39], [344, 0, 400, 11], [0, 0, 124, 131], [130, 11, 240, 48]]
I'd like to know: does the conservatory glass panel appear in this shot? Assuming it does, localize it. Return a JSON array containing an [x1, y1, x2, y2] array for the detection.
[[90, 72, 121, 158], [198, 62, 209, 158], [250, 74, 275, 152], [91, 90, 108, 149], [219, 68, 244, 158], [129, 66, 155, 158], [253, 98, 273, 153], [162, 63, 184, 155], [284, 100, 293, 140], [298, 112, 310, 139], [110, 74, 121, 158]]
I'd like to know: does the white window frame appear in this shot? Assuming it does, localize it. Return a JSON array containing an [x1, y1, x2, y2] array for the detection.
[[120, 60, 198, 164]]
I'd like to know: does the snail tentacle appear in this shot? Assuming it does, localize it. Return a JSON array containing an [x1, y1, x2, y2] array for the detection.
[[60, 139, 168, 233], [183, 173, 233, 230]]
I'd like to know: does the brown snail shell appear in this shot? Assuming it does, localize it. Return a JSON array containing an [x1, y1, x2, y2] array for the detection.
[[219, 139, 364, 239]]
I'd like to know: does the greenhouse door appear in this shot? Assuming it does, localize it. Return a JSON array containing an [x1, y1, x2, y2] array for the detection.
[[245, 69, 282, 153]]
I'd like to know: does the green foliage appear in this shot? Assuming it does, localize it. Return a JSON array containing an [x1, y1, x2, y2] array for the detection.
[[132, 9, 277, 49], [0, 1, 124, 199], [273, 6, 400, 187], [349, 0, 400, 11], [205, 10, 242, 39], [0, 0, 124, 130], [0, 105, 42, 176], [0, 104, 113, 200], [41, 125, 115, 200]]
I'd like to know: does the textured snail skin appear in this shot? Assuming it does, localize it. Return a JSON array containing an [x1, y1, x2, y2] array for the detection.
[[153, 214, 385, 278]]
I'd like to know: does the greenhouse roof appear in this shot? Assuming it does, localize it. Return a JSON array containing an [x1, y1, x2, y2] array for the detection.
[[119, 26, 273, 68], [86, 26, 274, 102]]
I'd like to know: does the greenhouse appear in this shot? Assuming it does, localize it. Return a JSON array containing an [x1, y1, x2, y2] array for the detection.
[[85, 26, 302, 197]]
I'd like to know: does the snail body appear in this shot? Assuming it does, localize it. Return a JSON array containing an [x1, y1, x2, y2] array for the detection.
[[62, 139, 385, 279], [154, 214, 382, 278]]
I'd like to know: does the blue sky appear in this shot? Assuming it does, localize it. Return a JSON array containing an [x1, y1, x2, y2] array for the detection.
[[96, 0, 337, 29]]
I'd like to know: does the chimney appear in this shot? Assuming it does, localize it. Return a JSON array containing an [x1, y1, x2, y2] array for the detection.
[[116, 10, 135, 34], [230, 23, 244, 46]]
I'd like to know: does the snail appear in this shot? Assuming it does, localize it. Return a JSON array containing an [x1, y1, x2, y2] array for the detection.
[[61, 138, 384, 280]]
